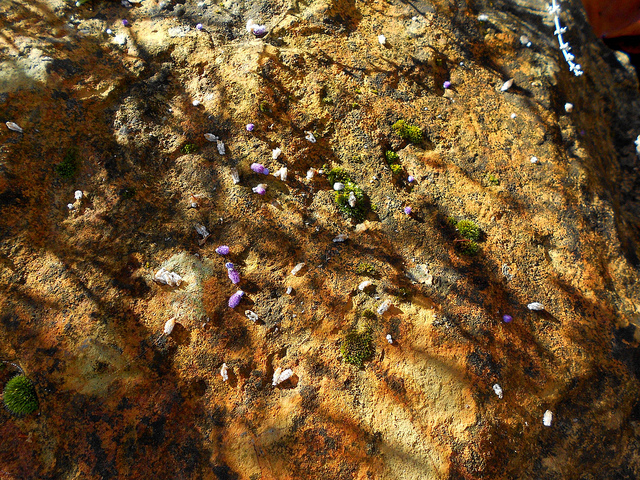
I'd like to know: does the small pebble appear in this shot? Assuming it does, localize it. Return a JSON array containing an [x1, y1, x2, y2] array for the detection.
[[333, 182, 344, 191], [386, 334, 393, 344], [192, 100, 201, 106], [291, 262, 305, 276], [378, 34, 386, 45], [510, 113, 517, 119], [530, 156, 539, 164], [478, 13, 489, 21], [305, 131, 316, 143], [502, 314, 512, 323], [74, 190, 83, 200], [565, 103, 573, 113], [221, 363, 229, 381], [67, 203, 74, 210], [543, 410, 553, 427], [272, 148, 282, 160], [246, 123, 255, 132], [527, 302, 544, 311]]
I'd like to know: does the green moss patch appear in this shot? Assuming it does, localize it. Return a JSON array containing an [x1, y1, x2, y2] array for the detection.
[[392, 120, 422, 144], [3, 375, 38, 417], [55, 148, 80, 179], [341, 329, 374, 367]]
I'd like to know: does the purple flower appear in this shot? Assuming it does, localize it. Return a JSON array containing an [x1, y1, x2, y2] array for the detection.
[[502, 314, 512, 323], [252, 184, 267, 195], [225, 263, 241, 284], [252, 25, 268, 38], [215, 245, 230, 255], [251, 163, 269, 175], [228, 290, 244, 308], [228, 269, 240, 284], [246, 123, 255, 132], [404, 206, 412, 215], [122, 19, 130, 27], [443, 81, 451, 89], [407, 175, 415, 183], [196, 23, 203, 30]]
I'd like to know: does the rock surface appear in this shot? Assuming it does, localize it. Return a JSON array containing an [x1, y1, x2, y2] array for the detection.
[[1, 0, 640, 478]]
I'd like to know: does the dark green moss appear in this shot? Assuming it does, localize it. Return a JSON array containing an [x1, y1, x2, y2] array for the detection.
[[456, 219, 481, 241], [119, 187, 136, 199], [457, 240, 480, 256], [326, 166, 368, 222], [3, 375, 38, 417], [355, 262, 376, 276], [259, 101, 271, 113], [326, 166, 350, 185], [181, 143, 198, 154], [384, 150, 399, 164], [392, 120, 422, 144], [341, 329, 374, 367], [55, 148, 80, 179], [334, 181, 367, 222], [487, 174, 500, 186]]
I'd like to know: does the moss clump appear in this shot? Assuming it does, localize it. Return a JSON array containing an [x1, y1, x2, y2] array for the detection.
[[362, 309, 376, 319], [326, 166, 368, 222], [487, 174, 500, 186], [389, 164, 403, 175], [355, 262, 376, 276], [451, 219, 481, 256], [326, 166, 350, 185], [3, 375, 38, 417], [385, 150, 399, 164], [182, 143, 198, 154], [341, 329, 374, 367], [458, 240, 480, 256], [55, 148, 80, 179], [119, 187, 136, 199], [392, 120, 422, 144], [259, 101, 271, 113], [456, 219, 481, 241]]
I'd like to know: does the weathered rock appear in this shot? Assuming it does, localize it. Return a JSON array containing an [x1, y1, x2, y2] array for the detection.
[[0, 0, 639, 478]]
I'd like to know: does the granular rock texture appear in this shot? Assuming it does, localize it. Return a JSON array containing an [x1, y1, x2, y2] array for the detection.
[[1, 0, 640, 478]]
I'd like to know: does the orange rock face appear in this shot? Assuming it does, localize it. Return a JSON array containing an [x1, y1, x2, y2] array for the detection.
[[1, 0, 640, 478]]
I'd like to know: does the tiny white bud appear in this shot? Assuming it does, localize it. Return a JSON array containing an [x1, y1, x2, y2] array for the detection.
[[74, 190, 83, 200], [543, 410, 553, 426], [500, 79, 514, 92], [378, 34, 386, 45], [564, 102, 573, 113]]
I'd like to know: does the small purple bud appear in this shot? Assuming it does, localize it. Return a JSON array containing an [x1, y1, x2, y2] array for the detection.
[[252, 25, 268, 38], [122, 19, 130, 27], [407, 175, 415, 183], [251, 163, 268, 175], [502, 314, 512, 323], [225, 262, 234, 270], [196, 23, 203, 30], [404, 206, 412, 215], [228, 269, 241, 284], [443, 81, 451, 89], [215, 245, 230, 255], [253, 184, 267, 195], [228, 290, 244, 308], [246, 123, 255, 132]]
